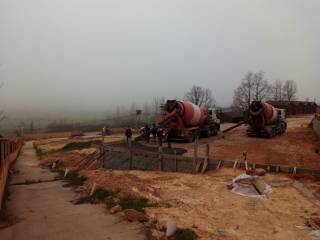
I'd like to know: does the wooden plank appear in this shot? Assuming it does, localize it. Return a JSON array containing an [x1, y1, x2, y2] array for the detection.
[[193, 140, 198, 171], [216, 160, 222, 170], [201, 144, 210, 174]]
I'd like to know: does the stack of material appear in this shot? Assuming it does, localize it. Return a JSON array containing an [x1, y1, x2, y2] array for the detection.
[[230, 174, 272, 197]]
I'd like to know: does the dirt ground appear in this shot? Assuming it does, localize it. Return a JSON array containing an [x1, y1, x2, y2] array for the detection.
[[31, 116, 320, 240], [179, 115, 320, 169], [79, 168, 320, 240]]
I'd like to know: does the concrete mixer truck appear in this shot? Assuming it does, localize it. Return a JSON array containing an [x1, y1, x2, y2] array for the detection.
[[247, 101, 287, 137], [158, 100, 220, 142]]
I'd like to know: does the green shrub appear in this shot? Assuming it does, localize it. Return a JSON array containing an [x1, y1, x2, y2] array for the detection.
[[169, 228, 198, 240], [94, 188, 116, 201], [119, 196, 158, 213], [62, 140, 102, 151], [105, 197, 117, 209], [68, 173, 87, 186]]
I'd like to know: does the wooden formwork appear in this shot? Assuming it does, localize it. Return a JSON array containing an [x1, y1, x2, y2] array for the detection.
[[0, 139, 23, 209], [103, 141, 320, 176]]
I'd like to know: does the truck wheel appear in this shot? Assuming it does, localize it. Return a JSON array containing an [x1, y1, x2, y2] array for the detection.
[[187, 132, 195, 143], [210, 126, 217, 136]]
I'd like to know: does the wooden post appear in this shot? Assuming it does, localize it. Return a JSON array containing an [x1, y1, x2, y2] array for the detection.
[[193, 139, 198, 171], [174, 150, 177, 172], [233, 161, 238, 169], [158, 146, 163, 171], [201, 144, 209, 174]]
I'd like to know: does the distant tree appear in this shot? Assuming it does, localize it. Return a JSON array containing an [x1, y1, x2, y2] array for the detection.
[[184, 85, 216, 108], [232, 71, 271, 110], [29, 120, 35, 133], [232, 72, 254, 110], [271, 80, 285, 101], [151, 96, 165, 123], [252, 71, 271, 101], [283, 80, 297, 102]]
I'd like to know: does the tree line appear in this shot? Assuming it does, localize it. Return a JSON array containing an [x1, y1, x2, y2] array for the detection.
[[232, 71, 298, 111]]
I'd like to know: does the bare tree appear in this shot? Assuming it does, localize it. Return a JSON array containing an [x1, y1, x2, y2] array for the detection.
[[151, 96, 165, 122], [184, 85, 216, 108], [233, 71, 271, 110], [283, 80, 297, 101], [252, 71, 271, 101], [271, 80, 285, 101]]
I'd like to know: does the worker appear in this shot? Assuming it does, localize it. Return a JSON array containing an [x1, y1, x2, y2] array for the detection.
[[156, 127, 163, 146], [102, 126, 106, 136], [144, 124, 151, 143], [151, 123, 158, 140], [125, 126, 132, 143]]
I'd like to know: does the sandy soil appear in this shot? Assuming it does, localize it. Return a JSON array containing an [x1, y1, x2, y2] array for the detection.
[[179, 115, 320, 169], [79, 168, 319, 240]]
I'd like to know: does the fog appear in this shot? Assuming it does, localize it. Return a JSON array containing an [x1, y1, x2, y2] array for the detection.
[[1, 0, 319, 119]]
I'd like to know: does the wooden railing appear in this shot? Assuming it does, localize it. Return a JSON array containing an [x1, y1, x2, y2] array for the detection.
[[0, 138, 23, 209]]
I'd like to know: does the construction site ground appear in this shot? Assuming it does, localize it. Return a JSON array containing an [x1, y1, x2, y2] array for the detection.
[[177, 115, 320, 169], [29, 118, 320, 240]]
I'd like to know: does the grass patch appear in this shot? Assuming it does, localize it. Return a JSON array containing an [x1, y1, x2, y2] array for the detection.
[[66, 171, 87, 186], [119, 196, 158, 213], [51, 167, 86, 186], [105, 197, 118, 209], [62, 140, 102, 151], [168, 228, 198, 240], [51, 166, 65, 178], [33, 144, 44, 157], [94, 188, 116, 201]]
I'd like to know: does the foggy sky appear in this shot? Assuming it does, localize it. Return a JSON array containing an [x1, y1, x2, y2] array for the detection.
[[0, 0, 319, 116]]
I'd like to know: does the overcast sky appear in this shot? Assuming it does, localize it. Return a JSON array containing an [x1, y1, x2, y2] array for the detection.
[[0, 0, 319, 116]]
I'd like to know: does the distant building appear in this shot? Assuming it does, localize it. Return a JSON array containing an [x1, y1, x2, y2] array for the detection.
[[267, 101, 318, 115], [216, 108, 245, 123]]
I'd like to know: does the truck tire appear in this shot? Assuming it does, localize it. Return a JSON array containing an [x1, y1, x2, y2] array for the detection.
[[187, 132, 195, 143], [210, 125, 218, 136]]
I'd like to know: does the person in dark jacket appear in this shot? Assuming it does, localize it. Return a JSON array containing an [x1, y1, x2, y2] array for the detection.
[[156, 127, 163, 146], [125, 127, 132, 143], [167, 129, 173, 149], [151, 123, 158, 140], [144, 124, 151, 143]]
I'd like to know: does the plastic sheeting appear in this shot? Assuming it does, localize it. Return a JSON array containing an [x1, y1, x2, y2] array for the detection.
[[230, 173, 272, 198]]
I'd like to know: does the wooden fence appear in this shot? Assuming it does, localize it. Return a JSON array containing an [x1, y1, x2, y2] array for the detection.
[[0, 139, 23, 209]]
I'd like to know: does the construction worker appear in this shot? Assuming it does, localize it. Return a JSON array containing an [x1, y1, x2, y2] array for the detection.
[[144, 124, 151, 143], [151, 123, 158, 140], [156, 127, 163, 146], [125, 126, 132, 143]]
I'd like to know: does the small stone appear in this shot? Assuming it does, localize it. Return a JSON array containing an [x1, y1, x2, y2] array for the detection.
[[255, 168, 266, 176], [123, 209, 149, 222], [151, 229, 165, 240], [110, 205, 122, 214]]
